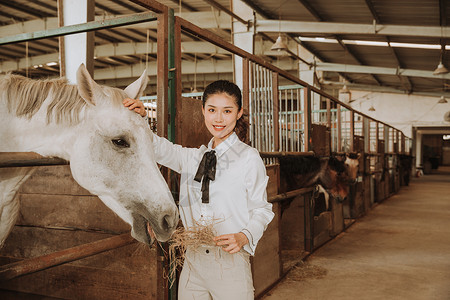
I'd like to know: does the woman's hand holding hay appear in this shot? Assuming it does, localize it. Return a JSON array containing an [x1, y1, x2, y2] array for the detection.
[[214, 232, 249, 254]]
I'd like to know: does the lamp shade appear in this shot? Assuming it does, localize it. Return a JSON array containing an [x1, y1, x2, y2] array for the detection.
[[438, 96, 448, 104], [339, 84, 350, 94], [433, 62, 449, 75], [271, 36, 288, 51]]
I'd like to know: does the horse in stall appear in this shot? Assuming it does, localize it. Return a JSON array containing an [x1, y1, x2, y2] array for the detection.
[[0, 64, 179, 247], [279, 153, 360, 217]]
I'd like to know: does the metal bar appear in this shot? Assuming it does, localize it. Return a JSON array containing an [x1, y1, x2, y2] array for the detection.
[[243, 58, 250, 143], [265, 68, 269, 152], [337, 104, 342, 152], [168, 9, 176, 142], [0, 12, 157, 46], [303, 87, 311, 152], [350, 110, 355, 152], [272, 73, 279, 152], [0, 152, 67, 168], [295, 89, 299, 151], [259, 151, 314, 158], [0, 233, 135, 281], [376, 122, 379, 153], [250, 62, 255, 147], [284, 89, 288, 151], [174, 16, 182, 145], [326, 98, 331, 128]]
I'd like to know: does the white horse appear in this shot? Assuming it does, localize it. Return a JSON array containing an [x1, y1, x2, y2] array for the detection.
[[0, 64, 179, 247]]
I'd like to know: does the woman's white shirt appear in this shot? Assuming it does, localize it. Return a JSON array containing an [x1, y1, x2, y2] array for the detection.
[[152, 132, 274, 255]]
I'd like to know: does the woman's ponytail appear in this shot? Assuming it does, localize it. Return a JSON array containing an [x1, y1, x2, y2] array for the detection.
[[235, 113, 249, 144]]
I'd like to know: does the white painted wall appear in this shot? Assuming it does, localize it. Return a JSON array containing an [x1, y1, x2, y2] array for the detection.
[[348, 90, 450, 138]]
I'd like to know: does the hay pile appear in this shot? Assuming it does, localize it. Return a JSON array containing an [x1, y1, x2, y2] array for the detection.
[[287, 261, 328, 281], [167, 222, 217, 284]]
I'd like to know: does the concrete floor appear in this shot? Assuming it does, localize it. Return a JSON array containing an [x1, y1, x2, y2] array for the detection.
[[262, 166, 450, 300]]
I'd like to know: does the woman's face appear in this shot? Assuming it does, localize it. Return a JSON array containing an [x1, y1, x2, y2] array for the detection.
[[202, 92, 243, 148]]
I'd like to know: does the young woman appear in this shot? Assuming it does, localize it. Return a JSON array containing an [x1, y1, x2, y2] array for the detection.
[[123, 80, 274, 300]]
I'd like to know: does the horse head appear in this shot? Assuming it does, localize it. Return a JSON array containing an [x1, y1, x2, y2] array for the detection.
[[68, 64, 178, 245], [344, 152, 361, 184]]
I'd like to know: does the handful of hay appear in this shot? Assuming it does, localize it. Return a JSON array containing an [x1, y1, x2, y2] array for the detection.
[[167, 221, 217, 284]]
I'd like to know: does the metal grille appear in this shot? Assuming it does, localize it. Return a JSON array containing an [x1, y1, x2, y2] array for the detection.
[[278, 85, 304, 152]]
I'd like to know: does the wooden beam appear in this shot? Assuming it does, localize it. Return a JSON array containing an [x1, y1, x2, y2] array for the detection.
[[0, 234, 135, 281], [0, 152, 67, 168]]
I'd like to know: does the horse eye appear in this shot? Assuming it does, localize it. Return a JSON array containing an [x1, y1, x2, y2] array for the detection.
[[112, 138, 130, 148]]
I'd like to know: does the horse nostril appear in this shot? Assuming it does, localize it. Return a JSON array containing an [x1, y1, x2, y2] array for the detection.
[[161, 214, 174, 232]]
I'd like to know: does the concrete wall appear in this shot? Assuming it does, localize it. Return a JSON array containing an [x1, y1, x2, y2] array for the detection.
[[347, 91, 450, 138]]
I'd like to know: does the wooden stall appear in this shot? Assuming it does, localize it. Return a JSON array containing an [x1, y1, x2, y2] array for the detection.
[[0, 165, 160, 299]]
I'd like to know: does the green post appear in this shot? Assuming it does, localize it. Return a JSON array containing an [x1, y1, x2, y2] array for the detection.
[[167, 8, 177, 300], [168, 8, 176, 143]]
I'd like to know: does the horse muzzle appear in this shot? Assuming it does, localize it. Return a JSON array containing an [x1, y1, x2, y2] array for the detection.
[[131, 209, 179, 246]]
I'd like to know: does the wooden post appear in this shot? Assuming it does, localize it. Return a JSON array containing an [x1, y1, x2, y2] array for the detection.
[[304, 192, 313, 252], [156, 7, 170, 300], [156, 10, 169, 139]]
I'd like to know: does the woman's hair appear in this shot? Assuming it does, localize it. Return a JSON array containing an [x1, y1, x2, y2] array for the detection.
[[202, 80, 249, 143]]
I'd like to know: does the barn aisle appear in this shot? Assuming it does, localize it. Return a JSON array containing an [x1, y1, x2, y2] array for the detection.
[[261, 167, 450, 300]]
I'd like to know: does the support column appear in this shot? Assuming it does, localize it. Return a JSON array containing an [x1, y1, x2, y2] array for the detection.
[[298, 45, 316, 86], [231, 0, 253, 89], [415, 131, 423, 169], [61, 0, 95, 83]]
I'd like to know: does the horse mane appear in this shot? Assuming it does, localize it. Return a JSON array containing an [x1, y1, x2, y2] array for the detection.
[[328, 155, 347, 174], [1, 73, 125, 125]]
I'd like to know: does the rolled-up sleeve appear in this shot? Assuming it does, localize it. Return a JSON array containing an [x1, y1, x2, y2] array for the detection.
[[241, 149, 274, 255]]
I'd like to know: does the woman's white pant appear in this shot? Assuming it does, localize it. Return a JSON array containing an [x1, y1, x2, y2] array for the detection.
[[178, 246, 254, 300]]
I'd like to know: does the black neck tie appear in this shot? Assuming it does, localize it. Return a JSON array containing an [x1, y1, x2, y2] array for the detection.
[[194, 150, 216, 203]]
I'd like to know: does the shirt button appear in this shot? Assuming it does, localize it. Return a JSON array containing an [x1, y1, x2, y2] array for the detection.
[[206, 249, 209, 254]]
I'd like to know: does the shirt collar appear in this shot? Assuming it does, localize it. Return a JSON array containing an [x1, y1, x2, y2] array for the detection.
[[207, 132, 239, 158]]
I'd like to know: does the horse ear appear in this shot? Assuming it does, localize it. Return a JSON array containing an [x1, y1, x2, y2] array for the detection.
[[124, 69, 148, 99], [76, 63, 98, 106]]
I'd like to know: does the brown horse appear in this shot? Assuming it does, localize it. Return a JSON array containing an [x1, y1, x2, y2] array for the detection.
[[279, 153, 360, 216]]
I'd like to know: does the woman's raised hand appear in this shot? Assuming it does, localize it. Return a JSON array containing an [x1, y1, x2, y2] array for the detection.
[[123, 98, 147, 117]]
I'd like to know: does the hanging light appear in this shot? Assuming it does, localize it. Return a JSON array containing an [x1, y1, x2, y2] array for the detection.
[[271, 35, 288, 51], [271, 11, 288, 52], [434, 43, 449, 75], [438, 95, 448, 104], [368, 105, 376, 111], [433, 61, 449, 75], [339, 84, 350, 94]]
